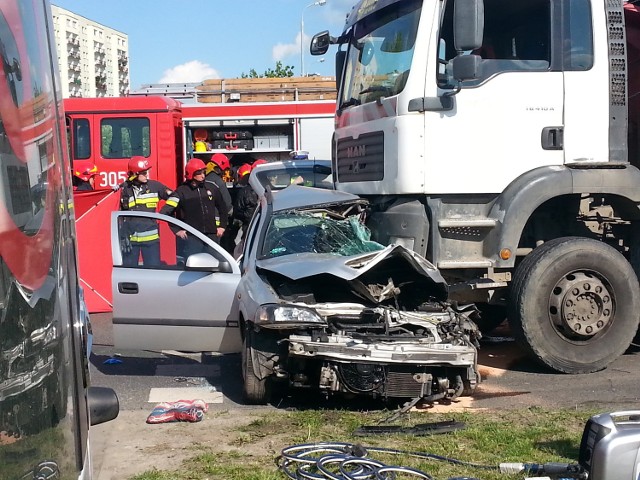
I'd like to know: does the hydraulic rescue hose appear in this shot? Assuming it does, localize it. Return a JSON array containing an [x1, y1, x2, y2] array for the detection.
[[278, 442, 585, 479]]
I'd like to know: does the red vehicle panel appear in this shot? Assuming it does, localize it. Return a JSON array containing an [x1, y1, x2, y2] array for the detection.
[[65, 96, 335, 312]]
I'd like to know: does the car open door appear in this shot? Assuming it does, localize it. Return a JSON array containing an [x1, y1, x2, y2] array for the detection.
[[110, 211, 242, 353]]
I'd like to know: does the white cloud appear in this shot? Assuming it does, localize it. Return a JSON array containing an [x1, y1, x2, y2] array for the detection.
[[158, 60, 220, 83], [272, 31, 304, 62]]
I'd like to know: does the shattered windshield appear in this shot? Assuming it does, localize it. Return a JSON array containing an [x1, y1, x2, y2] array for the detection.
[[262, 212, 384, 258], [340, 0, 421, 108]]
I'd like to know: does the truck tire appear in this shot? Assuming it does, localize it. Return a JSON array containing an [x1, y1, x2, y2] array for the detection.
[[508, 237, 640, 374], [242, 330, 270, 405]]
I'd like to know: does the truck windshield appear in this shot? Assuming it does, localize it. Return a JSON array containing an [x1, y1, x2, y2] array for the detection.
[[339, 0, 421, 109]]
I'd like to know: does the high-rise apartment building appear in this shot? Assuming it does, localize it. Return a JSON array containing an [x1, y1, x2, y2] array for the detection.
[[51, 5, 130, 98]]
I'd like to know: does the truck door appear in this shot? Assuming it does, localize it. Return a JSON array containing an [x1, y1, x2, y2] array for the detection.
[[429, 0, 564, 194], [110, 211, 242, 353], [561, 0, 607, 164], [68, 112, 157, 190]]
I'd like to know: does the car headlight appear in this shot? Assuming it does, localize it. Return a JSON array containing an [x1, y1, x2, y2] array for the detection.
[[256, 304, 326, 326]]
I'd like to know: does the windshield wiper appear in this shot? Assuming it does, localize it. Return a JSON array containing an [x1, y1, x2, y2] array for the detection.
[[339, 97, 361, 109]]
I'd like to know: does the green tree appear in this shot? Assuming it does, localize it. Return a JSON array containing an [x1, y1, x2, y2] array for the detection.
[[240, 61, 294, 78]]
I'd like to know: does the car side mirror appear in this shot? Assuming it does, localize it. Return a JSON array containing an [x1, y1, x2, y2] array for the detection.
[[185, 253, 232, 273]]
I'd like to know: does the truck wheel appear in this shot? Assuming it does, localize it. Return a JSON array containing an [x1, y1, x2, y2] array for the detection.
[[241, 331, 270, 405], [508, 237, 640, 374]]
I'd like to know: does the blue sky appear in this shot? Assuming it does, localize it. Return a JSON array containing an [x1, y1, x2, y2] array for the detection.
[[51, 0, 353, 91]]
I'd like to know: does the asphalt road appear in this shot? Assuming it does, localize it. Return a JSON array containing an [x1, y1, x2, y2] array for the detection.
[[87, 312, 640, 479], [88, 312, 640, 412]]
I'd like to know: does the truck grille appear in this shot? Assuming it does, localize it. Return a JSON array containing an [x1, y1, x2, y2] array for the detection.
[[336, 132, 384, 182]]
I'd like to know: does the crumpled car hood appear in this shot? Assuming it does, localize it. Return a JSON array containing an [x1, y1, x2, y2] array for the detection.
[[255, 244, 448, 305]]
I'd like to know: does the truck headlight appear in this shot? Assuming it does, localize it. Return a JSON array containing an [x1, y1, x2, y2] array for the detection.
[[256, 304, 326, 325]]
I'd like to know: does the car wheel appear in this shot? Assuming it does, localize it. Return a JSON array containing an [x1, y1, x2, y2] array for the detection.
[[508, 237, 640, 373], [242, 330, 270, 405]]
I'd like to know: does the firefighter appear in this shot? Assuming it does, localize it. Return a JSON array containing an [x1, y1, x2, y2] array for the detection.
[[204, 153, 232, 216], [119, 156, 173, 266], [160, 158, 228, 257], [232, 160, 268, 257], [72, 160, 99, 191]]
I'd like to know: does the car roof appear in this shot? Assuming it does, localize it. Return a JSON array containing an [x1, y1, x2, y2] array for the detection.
[[249, 159, 332, 196], [270, 184, 363, 212]]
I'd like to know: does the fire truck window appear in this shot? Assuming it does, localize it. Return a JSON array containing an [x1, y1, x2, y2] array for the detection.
[[101, 117, 150, 159], [73, 119, 90, 159]]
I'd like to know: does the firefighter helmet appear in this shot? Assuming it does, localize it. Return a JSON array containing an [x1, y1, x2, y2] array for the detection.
[[252, 159, 267, 167], [237, 163, 252, 178], [128, 156, 151, 175], [209, 153, 230, 171], [185, 158, 207, 180], [73, 160, 99, 181]]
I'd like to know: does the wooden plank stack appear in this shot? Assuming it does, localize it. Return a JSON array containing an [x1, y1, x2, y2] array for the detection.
[[194, 76, 337, 103]]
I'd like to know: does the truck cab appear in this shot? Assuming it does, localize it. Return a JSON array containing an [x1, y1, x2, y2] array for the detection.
[[65, 96, 184, 190], [313, 0, 640, 374]]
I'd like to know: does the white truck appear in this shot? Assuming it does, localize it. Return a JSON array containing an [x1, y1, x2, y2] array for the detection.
[[311, 0, 640, 373]]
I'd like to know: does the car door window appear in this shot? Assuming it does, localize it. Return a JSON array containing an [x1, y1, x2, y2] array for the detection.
[[240, 207, 261, 270], [116, 213, 221, 269]]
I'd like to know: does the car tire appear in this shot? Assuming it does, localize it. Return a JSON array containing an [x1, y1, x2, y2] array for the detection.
[[508, 237, 640, 374], [242, 330, 270, 405]]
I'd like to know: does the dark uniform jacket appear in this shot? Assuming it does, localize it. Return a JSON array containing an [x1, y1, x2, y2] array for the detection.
[[204, 171, 232, 215], [160, 180, 228, 235], [119, 179, 172, 244], [233, 184, 258, 229]]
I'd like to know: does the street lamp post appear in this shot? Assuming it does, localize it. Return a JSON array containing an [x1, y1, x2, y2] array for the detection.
[[300, 0, 326, 77]]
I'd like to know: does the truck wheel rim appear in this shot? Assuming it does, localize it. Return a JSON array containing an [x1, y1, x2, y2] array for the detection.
[[548, 271, 614, 340]]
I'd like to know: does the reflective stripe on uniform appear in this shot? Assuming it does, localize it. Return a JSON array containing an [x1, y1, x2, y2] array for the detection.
[[129, 228, 160, 243], [129, 191, 162, 209], [165, 196, 179, 207]]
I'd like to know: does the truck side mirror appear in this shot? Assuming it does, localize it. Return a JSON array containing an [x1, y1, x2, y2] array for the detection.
[[311, 31, 331, 56], [452, 54, 482, 82], [454, 0, 484, 52], [88, 386, 119, 426]]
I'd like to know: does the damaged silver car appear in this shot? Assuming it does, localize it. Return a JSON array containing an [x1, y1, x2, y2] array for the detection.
[[110, 186, 480, 405]]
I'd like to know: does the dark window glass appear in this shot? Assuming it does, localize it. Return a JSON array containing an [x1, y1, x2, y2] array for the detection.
[[438, 0, 552, 87], [564, 0, 594, 71], [101, 117, 150, 159], [73, 118, 91, 159]]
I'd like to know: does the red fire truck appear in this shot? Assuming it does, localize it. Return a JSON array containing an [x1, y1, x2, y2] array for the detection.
[[64, 96, 336, 312]]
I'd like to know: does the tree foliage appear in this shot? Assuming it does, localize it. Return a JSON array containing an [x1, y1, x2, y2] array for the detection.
[[240, 61, 295, 78]]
